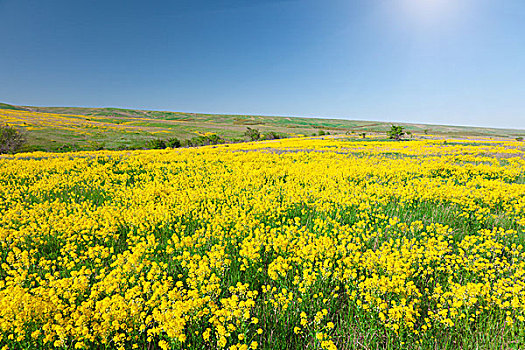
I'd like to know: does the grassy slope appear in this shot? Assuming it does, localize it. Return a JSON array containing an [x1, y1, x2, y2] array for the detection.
[[0, 103, 26, 111], [1, 102, 525, 152]]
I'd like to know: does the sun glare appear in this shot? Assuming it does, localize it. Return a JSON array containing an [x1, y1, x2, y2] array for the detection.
[[397, 0, 466, 27]]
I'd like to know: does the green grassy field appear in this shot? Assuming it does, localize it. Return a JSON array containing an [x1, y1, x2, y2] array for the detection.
[[1, 102, 524, 152]]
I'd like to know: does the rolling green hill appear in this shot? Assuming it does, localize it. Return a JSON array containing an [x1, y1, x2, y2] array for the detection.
[[1, 102, 524, 152], [0, 102, 27, 111]]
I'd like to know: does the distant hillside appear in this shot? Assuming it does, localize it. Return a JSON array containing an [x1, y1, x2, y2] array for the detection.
[[24, 104, 525, 137], [1, 102, 524, 152], [0, 102, 27, 111]]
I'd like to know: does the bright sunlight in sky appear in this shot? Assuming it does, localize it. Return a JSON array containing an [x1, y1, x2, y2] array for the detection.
[[399, 0, 470, 25]]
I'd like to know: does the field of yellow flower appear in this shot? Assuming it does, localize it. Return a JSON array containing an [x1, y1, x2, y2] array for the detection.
[[1, 137, 525, 349]]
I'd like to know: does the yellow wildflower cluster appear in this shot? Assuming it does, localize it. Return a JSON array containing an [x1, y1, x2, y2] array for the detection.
[[1, 137, 525, 348], [0, 109, 153, 136]]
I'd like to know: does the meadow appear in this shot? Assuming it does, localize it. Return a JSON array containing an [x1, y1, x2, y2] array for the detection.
[[2, 102, 525, 152], [1, 137, 525, 349]]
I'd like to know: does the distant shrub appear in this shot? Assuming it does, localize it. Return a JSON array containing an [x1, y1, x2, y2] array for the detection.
[[185, 134, 224, 147], [318, 130, 326, 136], [517, 137, 524, 142], [360, 132, 366, 139], [183, 138, 196, 147], [146, 139, 167, 149], [244, 127, 261, 141], [263, 131, 284, 140], [387, 125, 405, 141], [166, 137, 181, 148], [0, 124, 26, 154], [205, 134, 223, 145]]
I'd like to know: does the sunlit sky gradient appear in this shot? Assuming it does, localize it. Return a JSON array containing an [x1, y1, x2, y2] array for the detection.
[[1, 0, 524, 129]]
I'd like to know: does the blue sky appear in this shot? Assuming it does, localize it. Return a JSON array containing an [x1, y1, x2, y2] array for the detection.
[[1, 0, 524, 129]]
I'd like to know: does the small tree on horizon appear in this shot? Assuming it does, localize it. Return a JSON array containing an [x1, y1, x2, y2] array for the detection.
[[387, 125, 405, 141]]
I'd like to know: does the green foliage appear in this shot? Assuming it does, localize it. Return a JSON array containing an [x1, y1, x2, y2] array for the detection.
[[184, 134, 224, 147], [146, 139, 167, 149], [166, 137, 181, 148], [318, 130, 327, 136], [516, 137, 523, 142], [263, 131, 285, 140], [244, 127, 261, 141], [205, 133, 223, 145], [143, 134, 224, 149], [387, 125, 405, 141], [360, 132, 366, 139], [0, 124, 26, 154]]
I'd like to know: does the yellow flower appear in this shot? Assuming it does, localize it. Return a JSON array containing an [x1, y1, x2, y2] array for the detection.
[[158, 340, 169, 350]]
